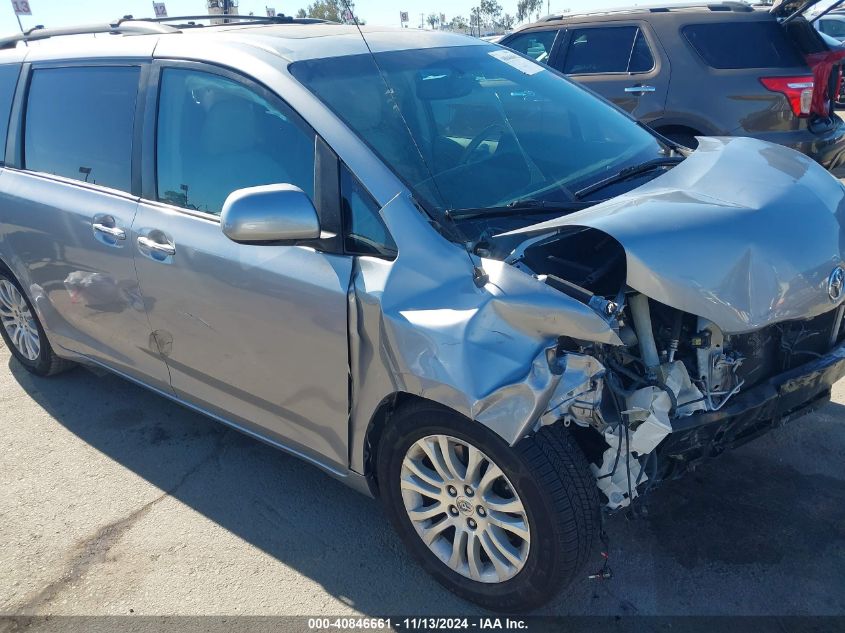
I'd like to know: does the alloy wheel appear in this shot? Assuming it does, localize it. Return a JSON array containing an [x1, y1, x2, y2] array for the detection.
[[399, 434, 530, 583], [0, 280, 40, 361]]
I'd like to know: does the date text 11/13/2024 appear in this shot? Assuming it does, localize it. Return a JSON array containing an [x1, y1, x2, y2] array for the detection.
[[307, 618, 529, 630]]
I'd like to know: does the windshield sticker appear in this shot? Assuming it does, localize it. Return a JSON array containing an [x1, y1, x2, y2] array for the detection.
[[488, 50, 545, 75]]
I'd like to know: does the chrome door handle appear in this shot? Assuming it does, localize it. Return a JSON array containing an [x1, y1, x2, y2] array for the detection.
[[92, 223, 126, 240], [624, 85, 656, 93], [137, 235, 176, 256]]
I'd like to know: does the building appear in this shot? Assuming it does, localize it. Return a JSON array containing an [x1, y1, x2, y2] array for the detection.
[[207, 0, 239, 24]]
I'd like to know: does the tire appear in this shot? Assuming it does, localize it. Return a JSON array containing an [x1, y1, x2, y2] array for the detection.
[[377, 401, 600, 611], [0, 269, 74, 377]]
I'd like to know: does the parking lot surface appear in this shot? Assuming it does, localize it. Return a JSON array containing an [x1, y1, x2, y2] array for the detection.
[[1, 338, 844, 617]]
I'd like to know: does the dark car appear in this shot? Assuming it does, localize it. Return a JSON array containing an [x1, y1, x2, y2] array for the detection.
[[501, 1, 845, 168]]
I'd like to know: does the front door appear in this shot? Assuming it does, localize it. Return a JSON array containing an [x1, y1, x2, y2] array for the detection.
[[132, 64, 352, 469], [552, 23, 669, 121]]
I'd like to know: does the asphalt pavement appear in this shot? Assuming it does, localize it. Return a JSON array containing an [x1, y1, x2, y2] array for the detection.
[[1, 338, 844, 617]]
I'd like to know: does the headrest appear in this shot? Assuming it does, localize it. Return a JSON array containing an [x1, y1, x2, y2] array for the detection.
[[338, 78, 386, 131], [201, 99, 258, 156]]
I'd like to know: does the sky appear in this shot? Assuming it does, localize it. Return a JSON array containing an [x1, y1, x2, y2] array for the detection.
[[0, 0, 702, 34]]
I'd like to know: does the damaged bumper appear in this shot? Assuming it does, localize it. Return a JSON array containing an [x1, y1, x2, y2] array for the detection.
[[658, 338, 845, 473], [569, 337, 845, 510]]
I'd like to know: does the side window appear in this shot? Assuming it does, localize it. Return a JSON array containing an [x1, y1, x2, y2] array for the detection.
[[504, 30, 559, 63], [562, 26, 641, 74], [156, 68, 315, 215], [628, 29, 655, 73], [0, 64, 21, 164], [682, 22, 805, 69], [341, 164, 396, 258], [820, 19, 845, 39], [24, 66, 139, 192]]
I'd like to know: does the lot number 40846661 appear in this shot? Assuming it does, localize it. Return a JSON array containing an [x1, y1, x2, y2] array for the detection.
[[12, 1, 32, 16]]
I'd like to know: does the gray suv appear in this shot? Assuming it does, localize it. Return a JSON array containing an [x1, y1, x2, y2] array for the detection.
[[501, 1, 845, 167], [2, 15, 845, 611]]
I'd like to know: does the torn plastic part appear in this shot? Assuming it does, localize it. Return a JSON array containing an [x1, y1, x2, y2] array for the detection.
[[592, 361, 705, 510], [657, 360, 708, 416], [539, 353, 607, 430]]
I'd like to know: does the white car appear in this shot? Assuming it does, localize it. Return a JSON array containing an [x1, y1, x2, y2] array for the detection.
[[815, 12, 845, 40]]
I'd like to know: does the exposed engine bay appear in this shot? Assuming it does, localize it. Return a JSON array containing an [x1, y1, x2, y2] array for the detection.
[[509, 225, 845, 510]]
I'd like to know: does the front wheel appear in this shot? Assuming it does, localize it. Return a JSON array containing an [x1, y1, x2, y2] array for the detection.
[[377, 401, 600, 611]]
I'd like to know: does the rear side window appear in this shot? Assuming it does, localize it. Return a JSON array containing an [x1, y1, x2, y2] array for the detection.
[[562, 26, 654, 74], [683, 22, 806, 69], [819, 19, 845, 39], [0, 64, 20, 165], [504, 30, 558, 63], [628, 30, 655, 73], [24, 66, 139, 192]]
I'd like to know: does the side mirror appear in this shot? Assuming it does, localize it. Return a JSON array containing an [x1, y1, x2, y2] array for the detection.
[[221, 184, 320, 243]]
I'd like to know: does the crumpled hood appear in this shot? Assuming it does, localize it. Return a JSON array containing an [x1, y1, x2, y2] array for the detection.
[[504, 137, 845, 333]]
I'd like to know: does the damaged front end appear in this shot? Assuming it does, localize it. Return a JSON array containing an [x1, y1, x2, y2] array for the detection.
[[536, 295, 845, 510], [352, 136, 845, 512], [496, 137, 845, 509]]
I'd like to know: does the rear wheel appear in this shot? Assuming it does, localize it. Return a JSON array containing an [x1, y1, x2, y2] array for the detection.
[[377, 401, 600, 611], [0, 270, 73, 376]]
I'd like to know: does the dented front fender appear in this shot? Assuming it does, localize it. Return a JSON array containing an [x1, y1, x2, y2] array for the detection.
[[348, 194, 622, 473]]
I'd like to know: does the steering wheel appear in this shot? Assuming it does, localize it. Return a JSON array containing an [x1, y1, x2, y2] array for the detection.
[[458, 123, 507, 166]]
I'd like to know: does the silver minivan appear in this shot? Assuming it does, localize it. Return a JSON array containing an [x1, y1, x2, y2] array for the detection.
[[2, 16, 845, 611]]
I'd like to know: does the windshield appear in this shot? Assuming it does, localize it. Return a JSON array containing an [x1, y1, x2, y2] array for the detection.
[[290, 45, 665, 230]]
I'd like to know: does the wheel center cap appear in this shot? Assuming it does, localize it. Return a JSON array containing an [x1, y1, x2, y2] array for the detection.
[[456, 497, 473, 515]]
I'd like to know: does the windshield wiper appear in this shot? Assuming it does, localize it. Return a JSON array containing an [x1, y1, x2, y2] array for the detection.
[[574, 156, 685, 200], [446, 199, 592, 221]]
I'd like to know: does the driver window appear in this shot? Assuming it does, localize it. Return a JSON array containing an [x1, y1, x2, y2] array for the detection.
[[156, 68, 315, 215], [504, 30, 559, 64]]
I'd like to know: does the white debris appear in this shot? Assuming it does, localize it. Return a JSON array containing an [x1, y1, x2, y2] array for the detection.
[[592, 361, 705, 509]]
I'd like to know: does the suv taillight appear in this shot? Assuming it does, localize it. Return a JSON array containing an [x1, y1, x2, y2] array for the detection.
[[760, 76, 814, 117]]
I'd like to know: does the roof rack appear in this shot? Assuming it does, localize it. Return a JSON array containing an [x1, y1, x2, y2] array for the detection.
[[0, 13, 326, 50], [541, 1, 754, 21], [0, 17, 177, 50], [131, 14, 322, 27]]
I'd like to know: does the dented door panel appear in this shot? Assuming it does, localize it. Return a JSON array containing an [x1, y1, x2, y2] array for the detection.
[[0, 170, 171, 390], [131, 201, 353, 470]]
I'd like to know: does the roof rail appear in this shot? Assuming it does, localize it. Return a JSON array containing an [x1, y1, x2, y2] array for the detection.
[[542, 1, 754, 21], [0, 13, 326, 50], [126, 14, 327, 27], [0, 18, 177, 50], [705, 1, 755, 11]]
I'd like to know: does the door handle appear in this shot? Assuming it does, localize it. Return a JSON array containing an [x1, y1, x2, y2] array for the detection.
[[92, 222, 126, 240], [624, 85, 656, 94], [137, 235, 176, 256]]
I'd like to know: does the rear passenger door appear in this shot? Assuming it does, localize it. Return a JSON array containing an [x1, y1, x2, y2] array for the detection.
[[552, 23, 669, 121], [0, 63, 170, 390]]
